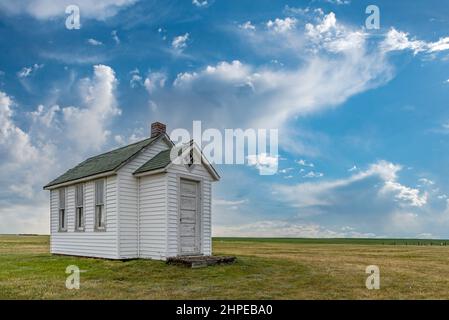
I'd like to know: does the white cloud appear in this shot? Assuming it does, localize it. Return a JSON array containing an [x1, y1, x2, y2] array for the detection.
[[381, 28, 449, 55], [239, 21, 256, 31], [247, 153, 278, 175], [0, 0, 138, 20], [114, 134, 125, 145], [266, 17, 297, 33], [303, 171, 324, 178], [192, 0, 208, 7], [214, 198, 248, 206], [275, 160, 427, 208], [171, 33, 189, 53], [324, 0, 350, 5], [427, 37, 449, 52], [62, 65, 121, 151], [148, 12, 394, 133], [87, 38, 103, 46], [214, 198, 248, 210], [278, 167, 294, 174], [130, 74, 143, 88], [17, 64, 43, 78], [0, 92, 40, 165], [305, 12, 365, 53], [418, 178, 435, 186], [297, 159, 315, 167], [144, 72, 167, 93], [129, 68, 144, 88], [381, 181, 428, 207], [30, 104, 60, 127], [0, 91, 56, 206], [111, 30, 120, 44], [0, 65, 122, 233]]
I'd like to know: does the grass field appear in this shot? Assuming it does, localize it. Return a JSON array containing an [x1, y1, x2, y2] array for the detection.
[[1, 235, 449, 299]]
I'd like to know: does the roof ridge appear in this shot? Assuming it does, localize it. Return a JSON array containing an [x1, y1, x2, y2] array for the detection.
[[84, 136, 155, 161]]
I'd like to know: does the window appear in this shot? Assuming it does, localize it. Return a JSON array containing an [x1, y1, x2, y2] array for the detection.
[[95, 180, 106, 230], [75, 184, 84, 231], [59, 188, 67, 231]]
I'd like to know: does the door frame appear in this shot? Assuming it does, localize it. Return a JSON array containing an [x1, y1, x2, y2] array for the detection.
[[177, 174, 203, 256]]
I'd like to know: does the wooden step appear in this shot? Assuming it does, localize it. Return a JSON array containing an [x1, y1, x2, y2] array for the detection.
[[167, 255, 236, 268]]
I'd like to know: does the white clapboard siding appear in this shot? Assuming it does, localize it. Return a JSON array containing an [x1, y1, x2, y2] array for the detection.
[[138, 173, 168, 260], [166, 163, 214, 257], [50, 175, 119, 259], [116, 138, 169, 258]]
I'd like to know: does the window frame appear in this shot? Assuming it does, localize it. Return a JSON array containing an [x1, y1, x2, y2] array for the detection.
[[58, 188, 67, 232], [75, 184, 85, 232], [94, 179, 106, 231]]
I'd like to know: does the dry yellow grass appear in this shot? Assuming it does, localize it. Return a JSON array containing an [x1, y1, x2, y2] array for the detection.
[[1, 235, 449, 299]]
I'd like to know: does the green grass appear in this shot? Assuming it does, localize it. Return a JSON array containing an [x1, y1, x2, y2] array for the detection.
[[1, 235, 449, 299]]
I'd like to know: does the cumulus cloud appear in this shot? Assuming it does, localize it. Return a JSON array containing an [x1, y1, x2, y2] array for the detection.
[[62, 65, 121, 151], [171, 33, 189, 53], [305, 12, 365, 53], [247, 153, 278, 175], [381, 181, 428, 207], [381, 28, 449, 55], [30, 104, 60, 127], [0, 65, 121, 233], [266, 17, 297, 33], [239, 21, 256, 31], [144, 72, 167, 94], [0, 92, 40, 165], [0, 0, 138, 20], [0, 91, 56, 204]]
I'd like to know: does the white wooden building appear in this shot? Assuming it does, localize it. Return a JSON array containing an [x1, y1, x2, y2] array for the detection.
[[44, 122, 220, 260]]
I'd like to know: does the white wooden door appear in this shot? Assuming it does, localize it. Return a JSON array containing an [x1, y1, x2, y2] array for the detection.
[[179, 179, 200, 255]]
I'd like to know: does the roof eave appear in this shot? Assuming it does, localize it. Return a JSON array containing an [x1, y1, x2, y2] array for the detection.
[[133, 167, 168, 177], [43, 171, 116, 190]]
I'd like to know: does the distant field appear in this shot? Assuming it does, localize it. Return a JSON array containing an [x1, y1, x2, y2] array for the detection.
[[2, 235, 449, 299], [214, 237, 449, 246]]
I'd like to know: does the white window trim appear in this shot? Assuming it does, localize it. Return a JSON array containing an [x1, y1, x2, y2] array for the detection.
[[75, 184, 85, 232], [95, 178, 107, 232], [58, 187, 67, 232]]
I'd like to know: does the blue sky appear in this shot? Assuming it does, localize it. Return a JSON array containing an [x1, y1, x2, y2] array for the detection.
[[1, 0, 449, 238]]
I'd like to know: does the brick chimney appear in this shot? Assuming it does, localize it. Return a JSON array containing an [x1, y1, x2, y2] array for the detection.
[[150, 121, 166, 138]]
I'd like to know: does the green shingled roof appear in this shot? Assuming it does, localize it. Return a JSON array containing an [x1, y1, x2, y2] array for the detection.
[[44, 136, 159, 188], [134, 148, 173, 175]]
